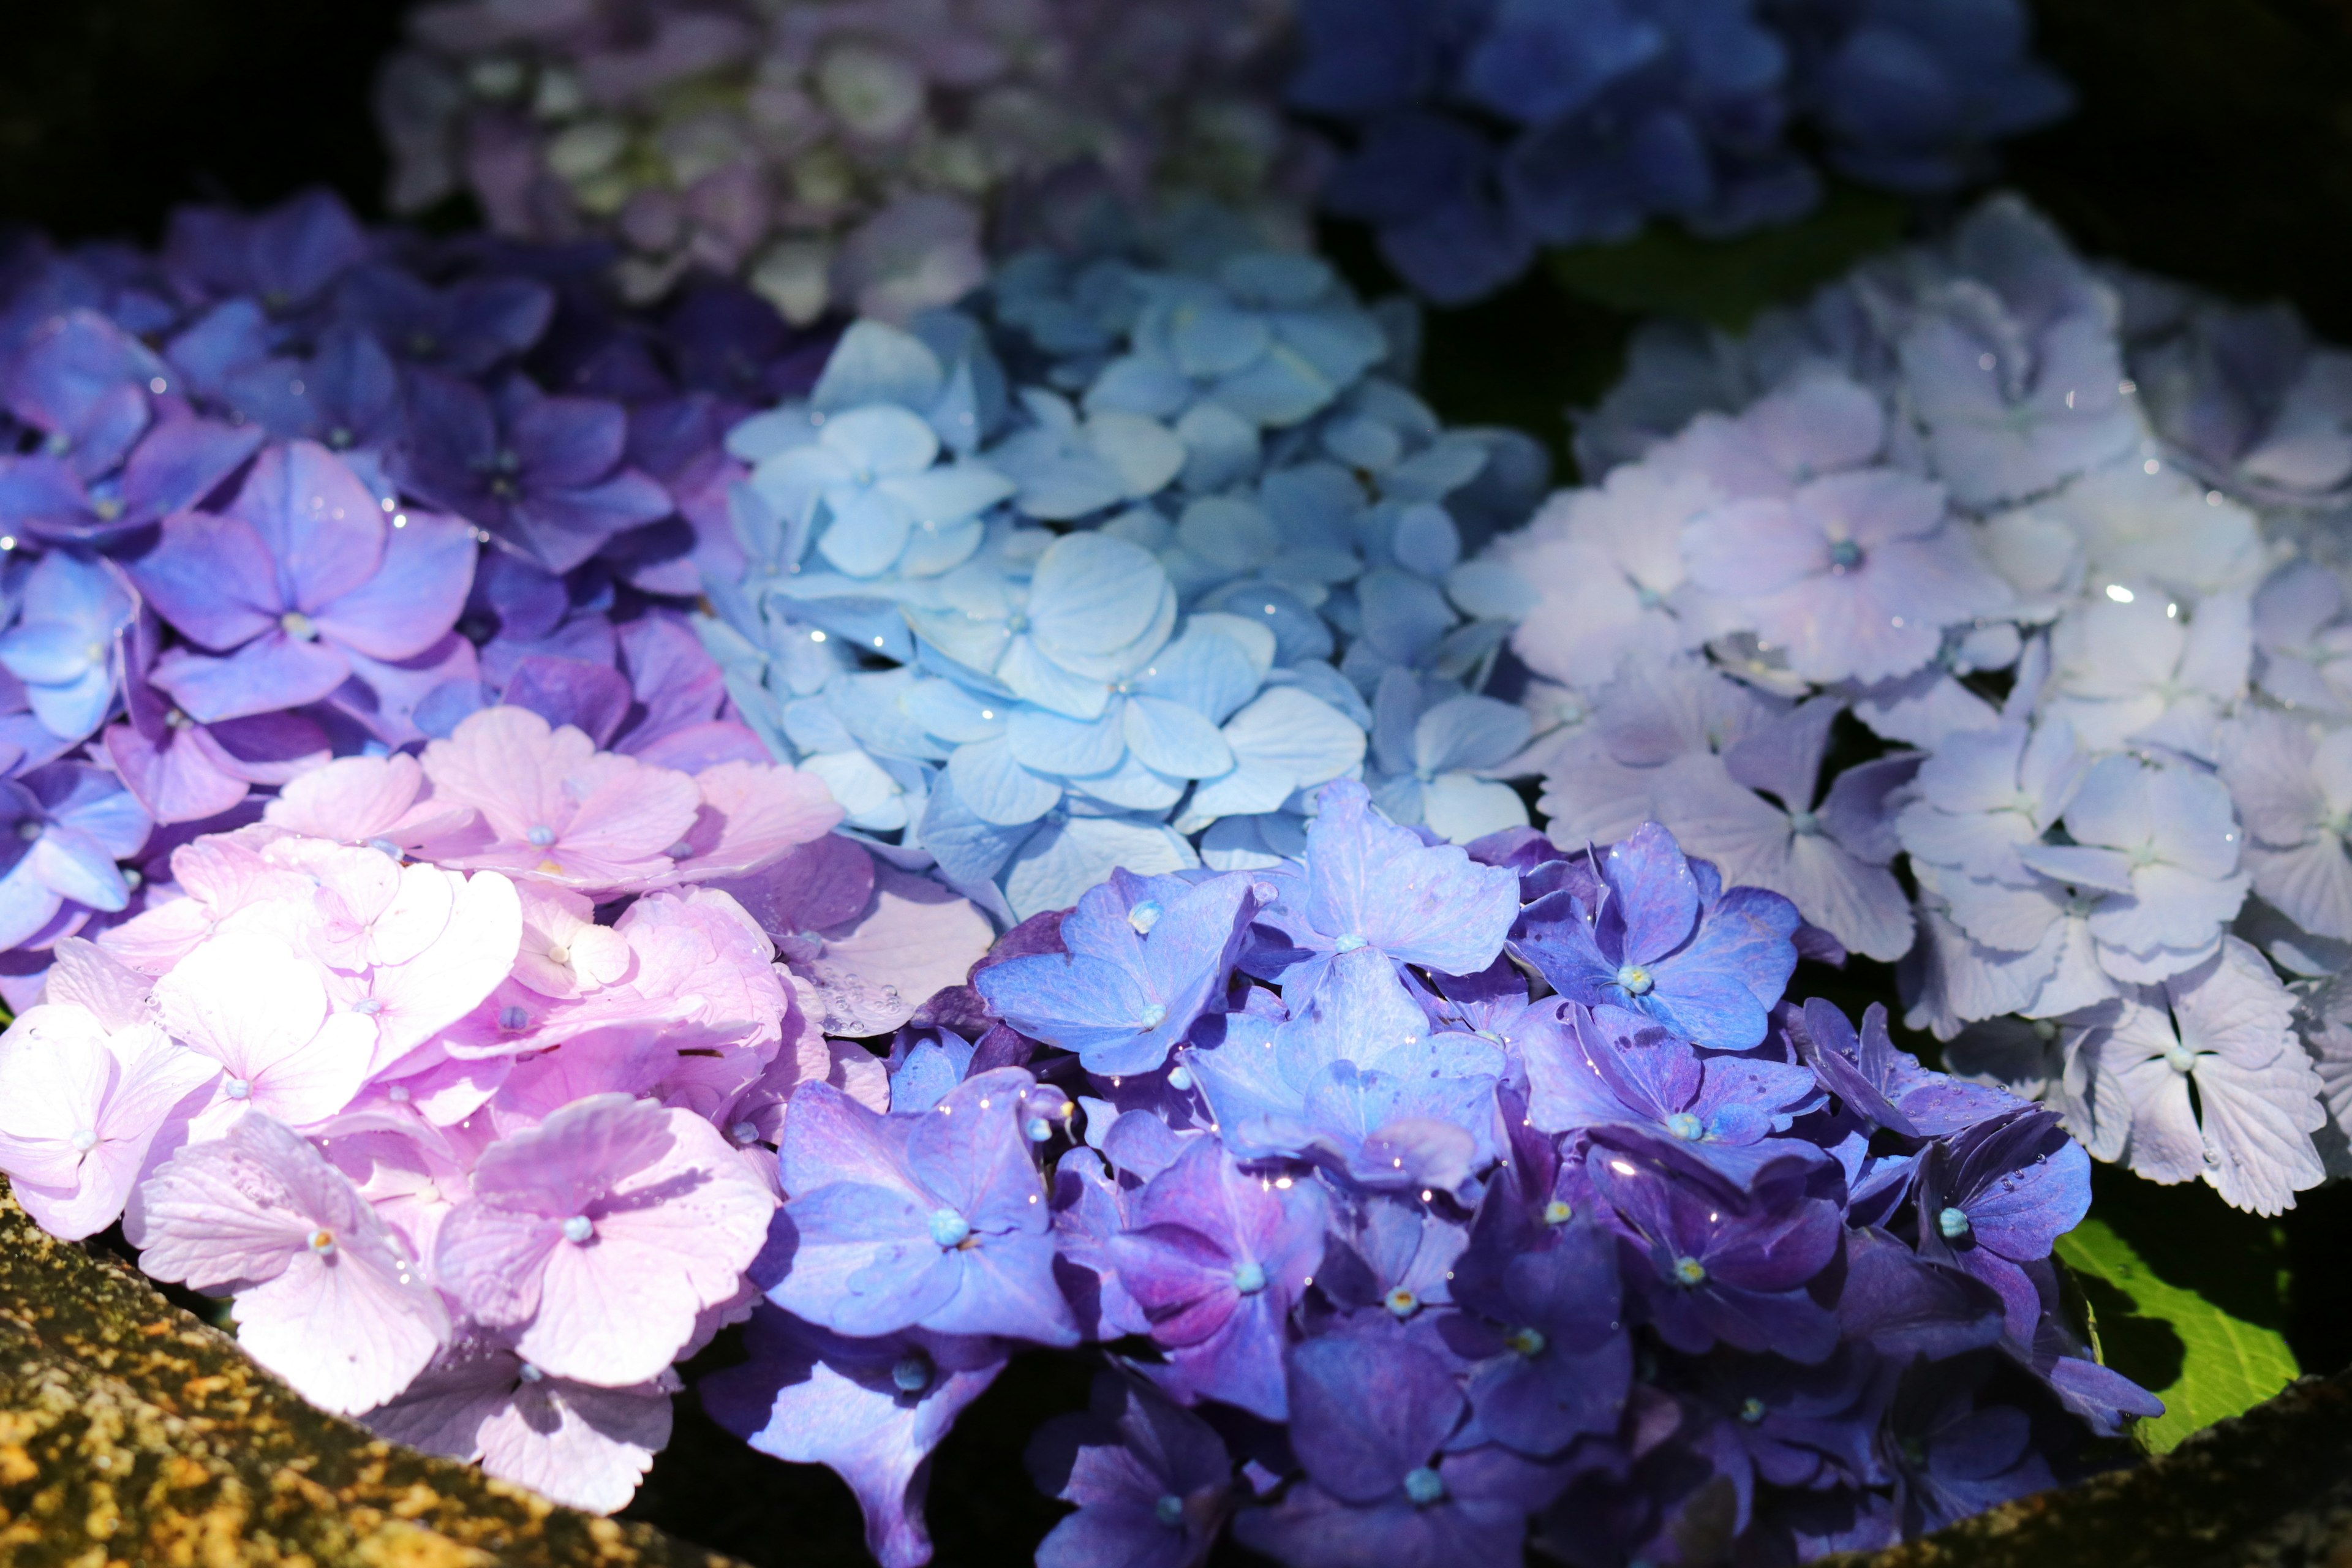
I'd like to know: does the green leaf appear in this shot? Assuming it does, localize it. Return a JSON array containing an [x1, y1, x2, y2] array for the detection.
[[2056, 1216, 2299, 1453], [1545, 185, 1908, 332]]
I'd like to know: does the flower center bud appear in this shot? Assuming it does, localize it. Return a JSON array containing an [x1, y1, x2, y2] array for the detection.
[[1403, 1466, 1446, 1506], [527, 824, 557, 847], [1232, 1261, 1267, 1295], [1937, 1206, 1972, 1240], [307, 1228, 337, 1257], [1826, 538, 1863, 571], [891, 1352, 932, 1394], [1506, 1325, 1547, 1357], [388, 1086, 411, 1104], [1384, 1287, 1419, 1318], [69, 1128, 97, 1153], [1025, 1117, 1052, 1142], [1128, 900, 1163, 933], [1333, 933, 1367, 952], [499, 1005, 529, 1030], [353, 998, 383, 1016], [280, 611, 318, 641], [1665, 1111, 1705, 1142], [1155, 1494, 1185, 1528], [2165, 1042, 2198, 1074], [929, 1208, 972, 1249], [561, 1215, 594, 1244], [15, 819, 41, 842], [1166, 1065, 1194, 1092], [1615, 963, 1653, 997], [1788, 809, 1822, 837], [519, 1362, 545, 1384], [731, 1121, 760, 1145], [1543, 1200, 1574, 1225], [1672, 1256, 1708, 1286], [1740, 1397, 1767, 1424], [224, 1077, 251, 1100], [546, 943, 570, 966], [1139, 1003, 1167, 1028]]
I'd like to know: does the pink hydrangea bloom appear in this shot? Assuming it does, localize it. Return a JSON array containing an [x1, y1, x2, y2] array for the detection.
[[434, 1093, 776, 1385], [155, 930, 380, 1131], [422, 706, 702, 891], [363, 1327, 677, 1515], [262, 752, 484, 854], [0, 993, 216, 1239], [647, 758, 845, 886], [130, 1112, 450, 1415]]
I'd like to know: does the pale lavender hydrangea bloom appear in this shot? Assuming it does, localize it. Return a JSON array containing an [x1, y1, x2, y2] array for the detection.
[[2059, 936, 2325, 1216], [130, 1112, 452, 1414], [435, 1091, 777, 1384]]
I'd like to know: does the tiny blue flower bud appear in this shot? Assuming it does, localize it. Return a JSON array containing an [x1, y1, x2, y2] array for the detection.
[[1155, 1494, 1185, 1528], [562, 1215, 594, 1244], [1615, 963, 1653, 997], [1128, 900, 1163, 933], [1232, 1261, 1267, 1294], [527, 824, 557, 847], [1139, 1003, 1168, 1028], [1403, 1466, 1446, 1506], [1937, 1206, 1972, 1240], [1672, 1256, 1707, 1286], [930, 1208, 973, 1248], [1664, 1111, 1705, 1141], [1384, 1287, 1419, 1318], [1543, 1199, 1574, 1224], [892, 1353, 932, 1393], [1332, 934, 1367, 952], [1166, 1065, 1194, 1091], [1506, 1326, 1546, 1357], [1740, 1397, 1766, 1424]]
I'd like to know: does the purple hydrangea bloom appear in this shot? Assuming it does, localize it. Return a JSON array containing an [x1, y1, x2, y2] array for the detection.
[[1511, 821, 1801, 1051], [768, 1067, 1078, 1346], [393, 372, 671, 572], [1233, 1332, 1567, 1568], [0, 550, 135, 745], [976, 869, 1267, 1075], [703, 1306, 1008, 1568], [1523, 1001, 1824, 1180], [0, 761, 151, 950], [1793, 997, 2019, 1137], [1028, 1371, 1235, 1568], [1590, 1136, 1844, 1362], [129, 440, 477, 723], [1442, 1218, 1631, 1457], [1914, 1107, 2090, 1342], [1255, 779, 1521, 997], [1107, 1137, 1329, 1420], [1883, 1355, 2056, 1536]]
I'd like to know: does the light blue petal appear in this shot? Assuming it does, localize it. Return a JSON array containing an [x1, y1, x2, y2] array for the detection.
[[1197, 583, 1334, 666], [1007, 704, 1128, 775], [1210, 344, 1335, 428], [26, 666, 118, 742], [877, 463, 1014, 527], [1085, 412, 1184, 499], [816, 486, 915, 577], [905, 607, 1014, 680], [827, 669, 943, 761], [1180, 687, 1365, 829], [1390, 503, 1461, 578], [1265, 660, 1374, 728], [1446, 557, 1542, 620], [1270, 309, 1388, 389], [1413, 694, 1532, 774], [32, 827, 132, 910], [902, 677, 1011, 744], [997, 635, 1110, 720], [1384, 437, 1490, 502], [894, 514, 986, 578], [1125, 695, 1234, 778], [810, 321, 946, 415], [1177, 496, 1278, 572], [1166, 301, 1272, 379], [1063, 752, 1186, 813], [1355, 568, 1457, 666], [724, 404, 821, 464], [1219, 253, 1336, 308], [945, 734, 1063, 826], [820, 404, 940, 477], [1371, 666, 1425, 776], [1029, 534, 1174, 663], [916, 778, 1028, 918], [1321, 413, 1403, 473], [1199, 811, 1310, 871], [1174, 402, 1261, 492], [1003, 815, 1197, 921], [1136, 619, 1268, 723], [1420, 773, 1529, 844], [1083, 355, 1194, 420], [1260, 463, 1366, 548]]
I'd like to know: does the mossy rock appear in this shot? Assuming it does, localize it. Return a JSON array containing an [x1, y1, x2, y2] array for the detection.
[[0, 1180, 742, 1568]]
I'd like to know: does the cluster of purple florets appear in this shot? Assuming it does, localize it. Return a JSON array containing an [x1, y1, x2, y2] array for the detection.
[[1290, 0, 2073, 303], [708, 782, 2154, 1567], [0, 187, 842, 997]]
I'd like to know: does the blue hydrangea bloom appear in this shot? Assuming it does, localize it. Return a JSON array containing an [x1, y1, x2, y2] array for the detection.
[[1290, 0, 2070, 303]]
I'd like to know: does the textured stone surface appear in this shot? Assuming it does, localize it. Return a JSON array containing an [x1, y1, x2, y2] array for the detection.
[[0, 1180, 745, 1568], [1839, 1367, 2352, 1568]]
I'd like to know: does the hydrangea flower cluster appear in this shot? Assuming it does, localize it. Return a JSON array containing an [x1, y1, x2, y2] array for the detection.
[[374, 0, 1311, 323], [0, 187, 893, 996], [1287, 0, 2074, 303], [697, 237, 1550, 923], [1472, 193, 2352, 1215], [707, 784, 2150, 1567], [0, 708, 1000, 1512]]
